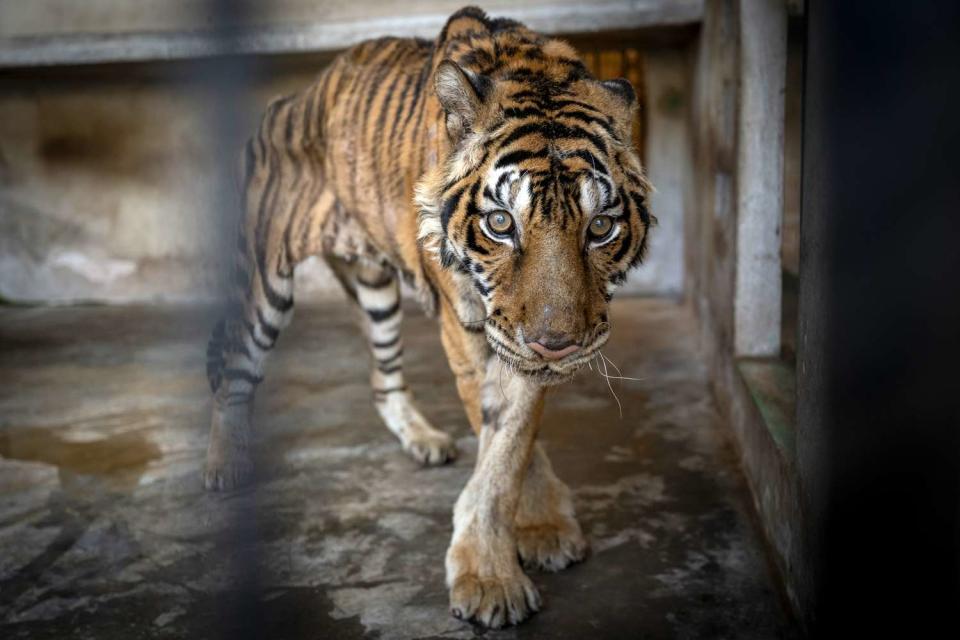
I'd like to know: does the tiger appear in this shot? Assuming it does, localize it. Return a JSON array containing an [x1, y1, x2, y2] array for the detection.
[[203, 6, 653, 628]]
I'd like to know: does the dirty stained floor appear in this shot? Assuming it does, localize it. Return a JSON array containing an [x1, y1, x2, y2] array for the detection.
[[0, 297, 798, 639]]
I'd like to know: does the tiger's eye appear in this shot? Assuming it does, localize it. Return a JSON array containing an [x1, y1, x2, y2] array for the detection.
[[486, 210, 515, 236], [589, 215, 614, 239]]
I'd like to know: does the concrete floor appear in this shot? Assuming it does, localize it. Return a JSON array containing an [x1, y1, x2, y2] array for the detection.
[[0, 298, 798, 639]]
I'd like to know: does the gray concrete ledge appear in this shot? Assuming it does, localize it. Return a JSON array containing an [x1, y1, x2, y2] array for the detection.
[[0, 1, 703, 69]]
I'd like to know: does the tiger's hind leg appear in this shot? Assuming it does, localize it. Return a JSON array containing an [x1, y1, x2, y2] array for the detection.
[[203, 216, 296, 491], [326, 255, 458, 466], [204, 89, 333, 491]]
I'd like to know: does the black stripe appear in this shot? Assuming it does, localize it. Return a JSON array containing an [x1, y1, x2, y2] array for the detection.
[[366, 300, 401, 322], [373, 385, 408, 396], [565, 149, 610, 175], [302, 84, 319, 139], [373, 57, 409, 206], [503, 106, 545, 119], [629, 190, 652, 226], [362, 44, 398, 129], [282, 187, 310, 269], [594, 174, 615, 203], [495, 172, 512, 202], [465, 223, 489, 255], [551, 99, 607, 115], [410, 64, 431, 155], [279, 100, 305, 193], [244, 319, 273, 351], [377, 363, 404, 375], [254, 125, 267, 174], [509, 90, 541, 101], [389, 72, 415, 148], [251, 108, 294, 314], [284, 99, 297, 148], [613, 188, 634, 262], [376, 349, 404, 366], [222, 368, 263, 385], [632, 232, 649, 267], [256, 306, 280, 343], [357, 274, 395, 289], [554, 122, 609, 155], [402, 62, 429, 140], [558, 109, 619, 141], [464, 181, 482, 219], [502, 68, 540, 84], [376, 57, 407, 142], [439, 239, 457, 269], [495, 148, 548, 169], [441, 185, 467, 231], [225, 334, 252, 360], [252, 109, 281, 273], [260, 269, 293, 313], [473, 279, 492, 296], [497, 122, 546, 150], [372, 334, 401, 349]]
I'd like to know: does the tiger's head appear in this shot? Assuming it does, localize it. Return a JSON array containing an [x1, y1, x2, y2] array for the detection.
[[417, 22, 653, 384]]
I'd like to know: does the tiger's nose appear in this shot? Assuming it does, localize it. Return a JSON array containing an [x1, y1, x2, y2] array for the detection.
[[526, 334, 581, 360]]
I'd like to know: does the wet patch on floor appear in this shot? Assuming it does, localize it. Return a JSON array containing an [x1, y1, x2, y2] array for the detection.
[[0, 299, 798, 638]]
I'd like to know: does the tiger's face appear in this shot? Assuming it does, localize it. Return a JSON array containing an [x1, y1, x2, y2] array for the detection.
[[418, 52, 653, 383]]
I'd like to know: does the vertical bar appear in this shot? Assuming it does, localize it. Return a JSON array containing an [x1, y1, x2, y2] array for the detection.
[[800, 0, 960, 633]]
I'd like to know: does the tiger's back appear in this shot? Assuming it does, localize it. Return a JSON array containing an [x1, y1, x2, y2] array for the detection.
[[315, 36, 437, 271]]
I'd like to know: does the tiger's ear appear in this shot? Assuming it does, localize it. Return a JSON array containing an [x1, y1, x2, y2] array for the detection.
[[435, 60, 491, 142], [599, 78, 638, 142], [601, 78, 637, 107]]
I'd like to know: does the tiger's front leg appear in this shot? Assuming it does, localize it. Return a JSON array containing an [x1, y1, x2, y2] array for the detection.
[[446, 358, 545, 628], [514, 442, 588, 572]]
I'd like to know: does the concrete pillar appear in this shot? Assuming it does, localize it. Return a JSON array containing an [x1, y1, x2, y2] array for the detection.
[[734, 0, 787, 356]]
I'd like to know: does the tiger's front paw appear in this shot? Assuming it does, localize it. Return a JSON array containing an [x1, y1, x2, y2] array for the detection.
[[203, 406, 254, 491], [203, 448, 254, 491], [376, 393, 458, 466], [403, 429, 458, 466], [516, 516, 588, 572], [446, 535, 541, 628], [449, 572, 541, 628]]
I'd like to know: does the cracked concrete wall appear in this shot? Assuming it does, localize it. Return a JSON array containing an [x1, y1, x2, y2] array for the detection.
[[0, 63, 344, 303], [0, 81, 223, 302]]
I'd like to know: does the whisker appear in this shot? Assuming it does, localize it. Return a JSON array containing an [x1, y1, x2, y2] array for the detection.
[[499, 358, 506, 402], [599, 351, 646, 382], [595, 372, 648, 382], [597, 351, 623, 418]]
